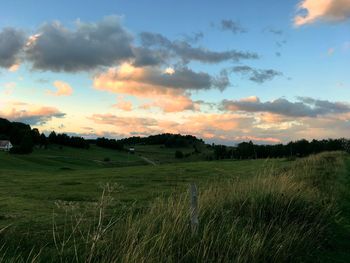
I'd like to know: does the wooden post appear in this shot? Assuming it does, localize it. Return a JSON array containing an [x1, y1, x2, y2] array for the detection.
[[190, 182, 199, 234]]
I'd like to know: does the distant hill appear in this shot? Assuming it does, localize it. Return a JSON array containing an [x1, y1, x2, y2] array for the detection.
[[1, 117, 349, 159]]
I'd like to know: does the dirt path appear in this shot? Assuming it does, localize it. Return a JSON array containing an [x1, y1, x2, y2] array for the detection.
[[140, 156, 157, 166]]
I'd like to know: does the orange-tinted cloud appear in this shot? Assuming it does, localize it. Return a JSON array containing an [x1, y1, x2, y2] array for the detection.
[[0, 101, 65, 125], [87, 112, 282, 144], [93, 63, 202, 112], [8, 63, 20, 72], [113, 98, 133, 111], [233, 136, 281, 144], [48, 81, 73, 96], [295, 0, 350, 26], [88, 114, 161, 136]]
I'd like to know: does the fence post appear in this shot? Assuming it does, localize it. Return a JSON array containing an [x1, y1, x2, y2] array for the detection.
[[190, 182, 199, 234]]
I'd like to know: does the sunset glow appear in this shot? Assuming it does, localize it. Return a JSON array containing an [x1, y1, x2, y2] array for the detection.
[[1, 0, 349, 144]]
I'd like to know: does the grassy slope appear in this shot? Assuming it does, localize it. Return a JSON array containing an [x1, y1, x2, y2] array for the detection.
[[0, 144, 147, 171], [0, 152, 341, 263], [1, 147, 349, 262], [319, 155, 350, 262], [0, 147, 287, 230]]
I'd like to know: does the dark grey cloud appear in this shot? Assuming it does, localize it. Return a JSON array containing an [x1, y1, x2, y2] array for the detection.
[[220, 20, 247, 34], [139, 32, 258, 64], [8, 111, 65, 125], [0, 28, 26, 68], [212, 70, 230, 91], [149, 67, 229, 91], [232, 66, 282, 84], [221, 97, 350, 117], [132, 47, 170, 67], [102, 65, 230, 91], [25, 16, 134, 72], [297, 97, 350, 115]]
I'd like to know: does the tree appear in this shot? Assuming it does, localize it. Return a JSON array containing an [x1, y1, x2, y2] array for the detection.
[[31, 128, 41, 145], [40, 133, 48, 148]]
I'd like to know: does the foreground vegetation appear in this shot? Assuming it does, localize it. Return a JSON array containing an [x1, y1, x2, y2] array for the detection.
[[0, 151, 348, 262]]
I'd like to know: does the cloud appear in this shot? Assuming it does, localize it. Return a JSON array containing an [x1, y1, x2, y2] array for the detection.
[[182, 32, 204, 43], [87, 97, 350, 144], [1, 16, 260, 76], [94, 63, 227, 92], [232, 66, 282, 84], [132, 47, 170, 67], [93, 63, 230, 112], [0, 28, 26, 69], [139, 32, 258, 64], [47, 81, 73, 96], [88, 114, 161, 136], [25, 16, 134, 72], [93, 63, 229, 112], [267, 28, 283, 35], [139, 96, 199, 113], [295, 0, 350, 26], [8, 63, 20, 72], [0, 101, 65, 125], [220, 19, 247, 34], [87, 112, 283, 144], [221, 96, 350, 117], [112, 97, 133, 111]]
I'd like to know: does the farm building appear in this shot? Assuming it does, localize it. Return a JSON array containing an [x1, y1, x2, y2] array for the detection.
[[0, 140, 13, 151]]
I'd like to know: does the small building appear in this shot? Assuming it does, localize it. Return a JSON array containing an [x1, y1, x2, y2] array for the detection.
[[0, 140, 13, 151], [129, 147, 135, 154]]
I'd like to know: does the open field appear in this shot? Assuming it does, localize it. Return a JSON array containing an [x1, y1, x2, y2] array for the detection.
[[0, 147, 349, 262], [131, 144, 213, 164], [0, 144, 147, 170], [0, 146, 286, 229]]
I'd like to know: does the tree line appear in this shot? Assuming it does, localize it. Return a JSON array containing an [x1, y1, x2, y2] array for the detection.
[[116, 134, 204, 148], [212, 139, 349, 160], [0, 118, 89, 153], [1, 117, 349, 158]]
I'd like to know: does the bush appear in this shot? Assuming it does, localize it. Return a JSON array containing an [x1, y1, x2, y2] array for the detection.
[[175, 150, 184, 159], [9, 134, 33, 154]]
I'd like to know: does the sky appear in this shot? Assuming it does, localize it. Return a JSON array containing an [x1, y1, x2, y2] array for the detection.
[[0, 0, 350, 144]]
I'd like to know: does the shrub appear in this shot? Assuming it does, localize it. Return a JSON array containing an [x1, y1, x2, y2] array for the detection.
[[175, 150, 184, 159]]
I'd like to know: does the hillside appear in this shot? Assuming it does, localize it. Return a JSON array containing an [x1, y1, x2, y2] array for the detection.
[[0, 152, 349, 262]]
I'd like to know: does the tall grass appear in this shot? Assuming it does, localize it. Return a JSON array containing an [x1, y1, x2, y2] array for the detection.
[[0, 152, 346, 262]]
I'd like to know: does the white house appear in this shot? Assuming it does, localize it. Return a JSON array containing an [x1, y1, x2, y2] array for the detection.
[[0, 140, 13, 151]]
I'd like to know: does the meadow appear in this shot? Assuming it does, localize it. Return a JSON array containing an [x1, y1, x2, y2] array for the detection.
[[0, 145, 349, 262]]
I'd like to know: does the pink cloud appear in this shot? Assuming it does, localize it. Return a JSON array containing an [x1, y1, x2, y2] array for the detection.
[[48, 81, 73, 96], [0, 101, 65, 125], [113, 98, 133, 111], [295, 0, 350, 26]]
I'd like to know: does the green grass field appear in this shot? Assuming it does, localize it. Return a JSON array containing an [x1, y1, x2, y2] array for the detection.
[[0, 146, 350, 262], [0, 146, 286, 229]]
